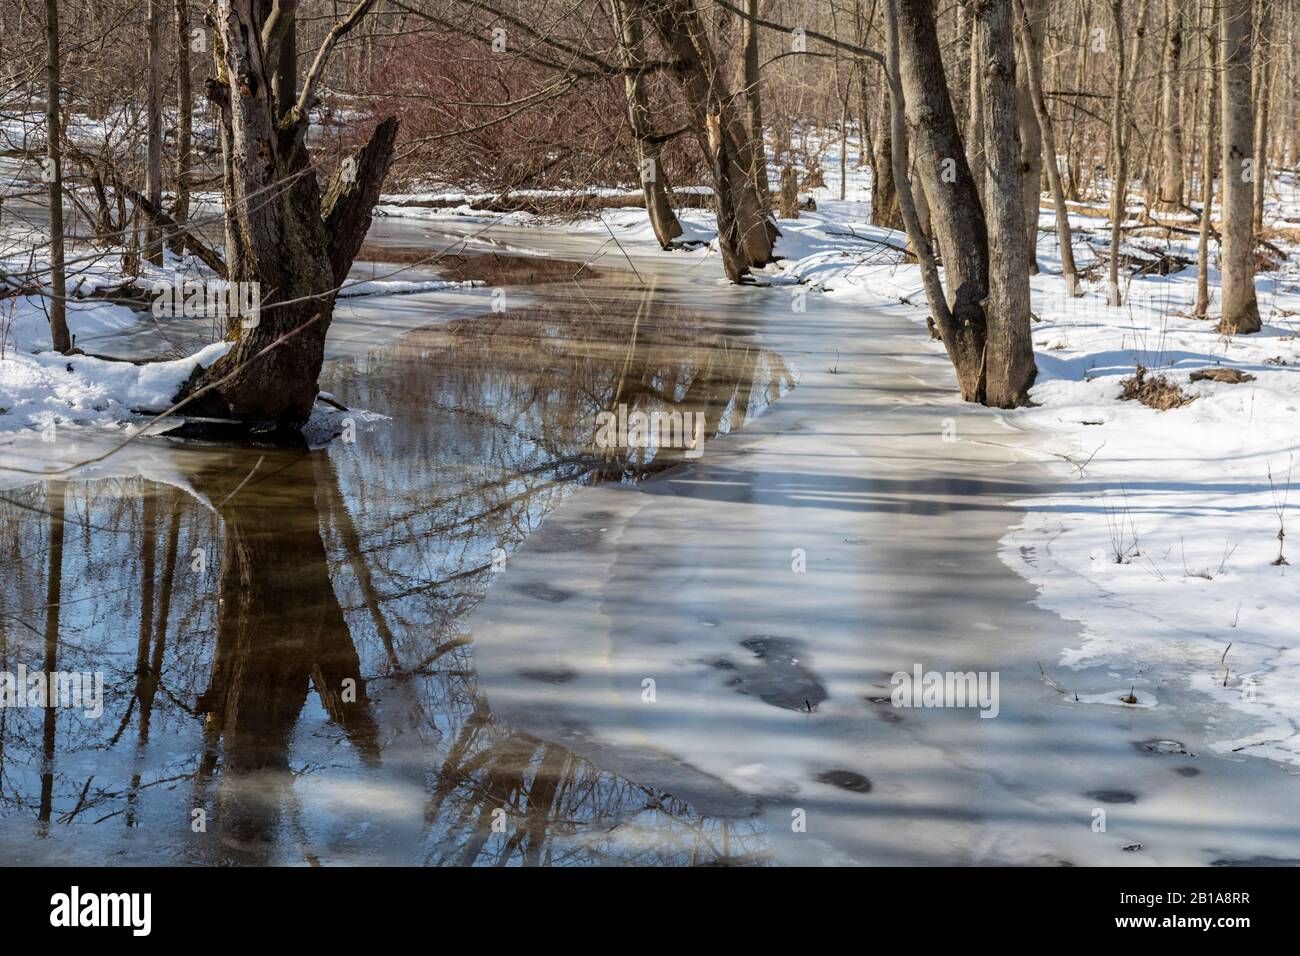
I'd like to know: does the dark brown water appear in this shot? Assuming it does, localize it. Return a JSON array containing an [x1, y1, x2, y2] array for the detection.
[[0, 283, 794, 865]]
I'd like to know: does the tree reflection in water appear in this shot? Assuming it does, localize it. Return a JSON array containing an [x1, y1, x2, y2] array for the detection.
[[0, 294, 793, 865]]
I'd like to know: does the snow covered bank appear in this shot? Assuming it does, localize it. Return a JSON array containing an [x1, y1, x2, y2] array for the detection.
[[0, 342, 231, 436]]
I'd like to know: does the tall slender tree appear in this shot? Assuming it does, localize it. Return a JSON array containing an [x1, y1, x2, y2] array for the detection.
[[1219, 0, 1262, 332], [43, 0, 71, 353]]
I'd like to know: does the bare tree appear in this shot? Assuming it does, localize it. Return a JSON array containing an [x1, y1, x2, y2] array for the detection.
[[973, 0, 1034, 405], [1106, 0, 1128, 305], [144, 0, 163, 265], [1195, 1, 1219, 319], [1252, 0, 1273, 233], [43, 0, 71, 353], [612, 0, 682, 249], [1219, 0, 1261, 332], [179, 0, 400, 424], [1015, 0, 1045, 274], [637, 0, 774, 277], [1013, 0, 1077, 291], [1157, 2, 1184, 207], [169, 0, 194, 250]]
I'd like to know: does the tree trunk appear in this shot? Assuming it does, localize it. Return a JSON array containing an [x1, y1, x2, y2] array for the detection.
[[1014, 0, 1078, 291], [966, 17, 985, 199], [612, 0, 682, 248], [870, 81, 903, 229], [882, 0, 952, 344], [1219, 0, 1261, 332], [894, 0, 990, 402], [741, 0, 771, 213], [169, 0, 193, 252], [144, 0, 164, 266], [180, 1, 397, 425], [778, 163, 799, 218], [974, 0, 1036, 406], [1015, 0, 1045, 274], [1107, 0, 1128, 305], [1251, 0, 1271, 233], [43, 0, 71, 353], [639, 0, 773, 274], [1158, 4, 1184, 207], [1194, 5, 1218, 319]]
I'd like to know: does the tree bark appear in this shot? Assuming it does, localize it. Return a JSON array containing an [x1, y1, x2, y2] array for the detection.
[[870, 81, 903, 229], [169, 0, 193, 252], [1219, 0, 1261, 332], [1194, 5, 1218, 319], [966, 17, 985, 200], [180, 1, 397, 425], [638, 0, 774, 274], [43, 0, 71, 353], [1014, 0, 1078, 291], [1251, 0, 1271, 233], [144, 0, 164, 265], [882, 0, 951, 344], [741, 0, 771, 213], [894, 0, 990, 402], [974, 0, 1035, 406], [1015, 0, 1045, 274], [1107, 0, 1128, 305], [1158, 3, 1184, 207], [612, 0, 682, 248]]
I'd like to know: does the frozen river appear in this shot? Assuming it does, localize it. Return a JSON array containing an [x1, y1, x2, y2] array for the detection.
[[0, 212, 1296, 865]]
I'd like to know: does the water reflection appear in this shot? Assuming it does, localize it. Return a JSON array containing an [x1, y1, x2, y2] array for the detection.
[[0, 292, 792, 865]]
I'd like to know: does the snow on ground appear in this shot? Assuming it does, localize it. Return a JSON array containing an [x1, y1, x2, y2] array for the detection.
[[377, 131, 1300, 769], [1, 242, 233, 435], [0, 340, 230, 435]]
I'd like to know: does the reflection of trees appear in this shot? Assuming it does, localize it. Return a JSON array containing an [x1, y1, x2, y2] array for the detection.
[[423, 703, 769, 867], [0, 294, 791, 864], [390, 291, 796, 483]]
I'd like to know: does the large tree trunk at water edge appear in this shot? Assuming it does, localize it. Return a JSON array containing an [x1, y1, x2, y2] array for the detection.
[[894, 0, 990, 403], [178, 0, 397, 426]]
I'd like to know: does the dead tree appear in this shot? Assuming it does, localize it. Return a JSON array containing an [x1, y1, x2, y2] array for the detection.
[[178, 0, 400, 425]]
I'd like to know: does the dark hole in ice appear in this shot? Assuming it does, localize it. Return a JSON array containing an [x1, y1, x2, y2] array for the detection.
[[519, 667, 579, 684], [816, 770, 872, 794], [1175, 766, 1200, 777], [1085, 790, 1137, 804], [718, 636, 829, 711], [1134, 738, 1190, 756]]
